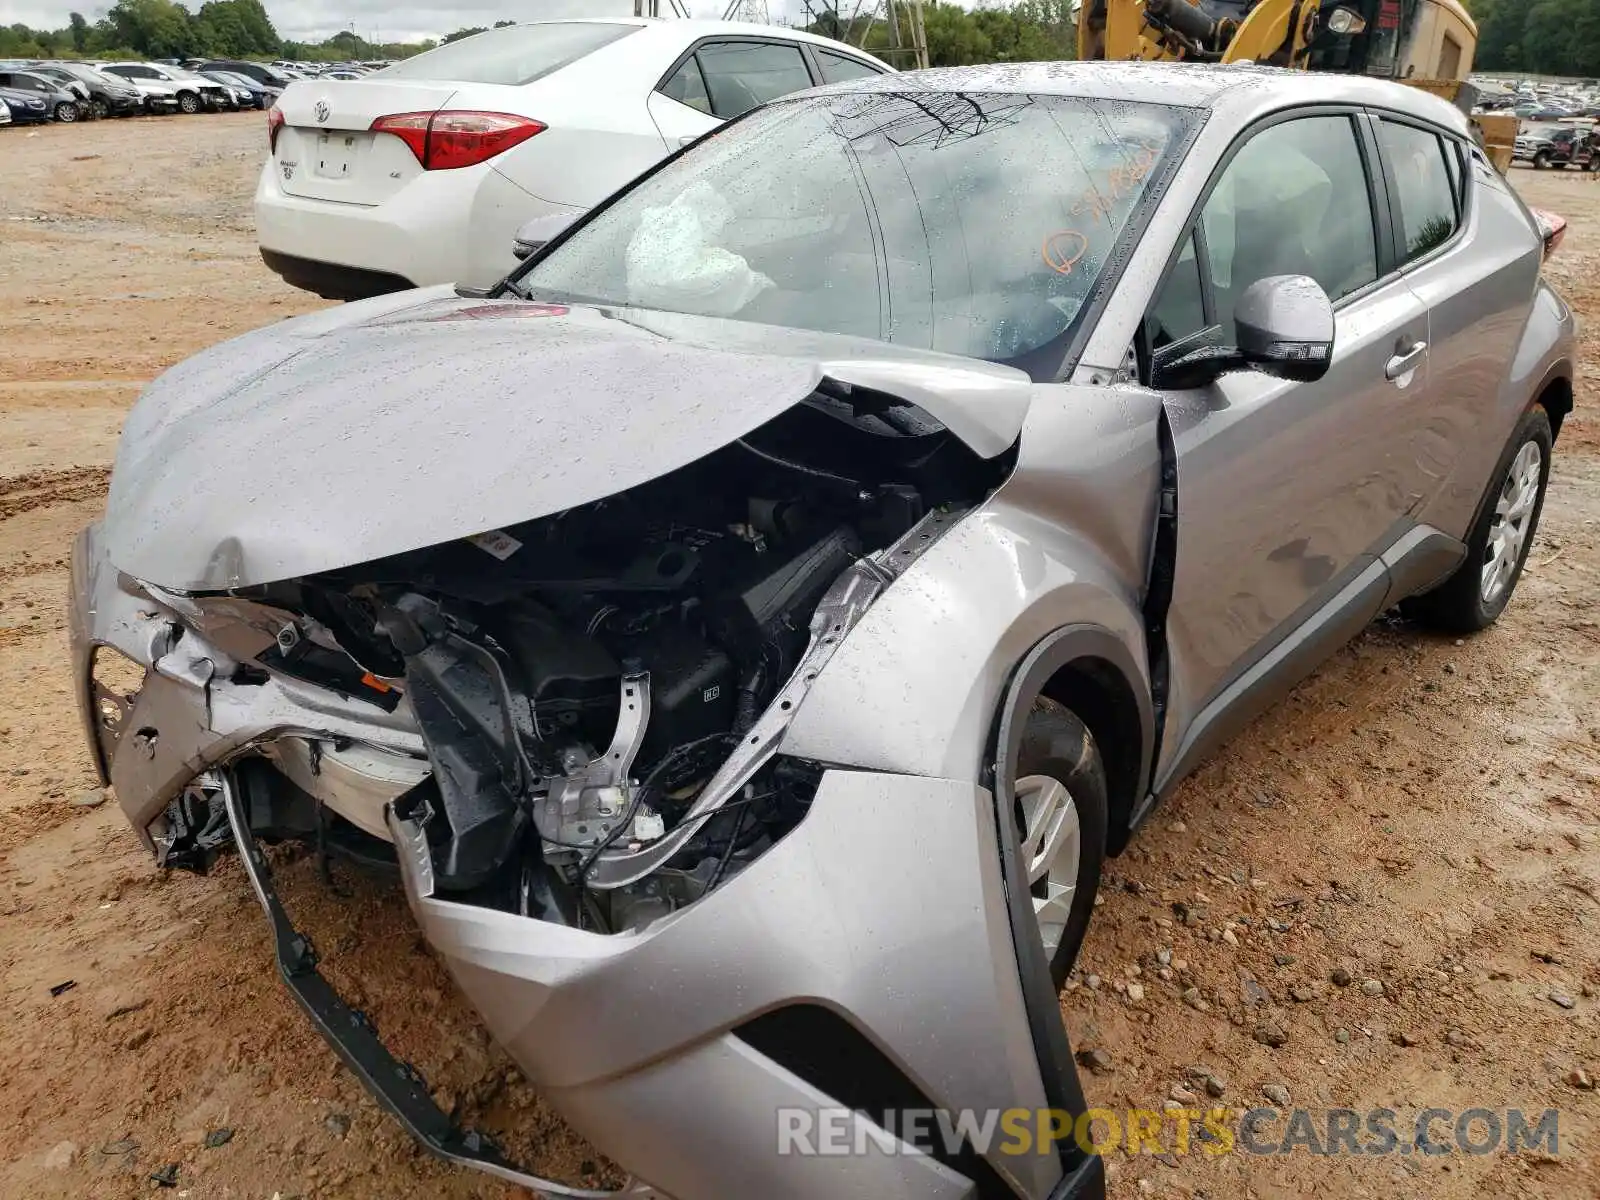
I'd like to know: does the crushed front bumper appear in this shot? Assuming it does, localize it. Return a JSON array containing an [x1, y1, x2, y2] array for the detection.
[[389, 769, 1094, 1200], [67, 522, 422, 852], [69, 522, 1103, 1200]]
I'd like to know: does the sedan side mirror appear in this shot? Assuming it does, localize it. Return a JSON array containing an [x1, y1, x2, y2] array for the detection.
[[1153, 274, 1335, 389], [512, 212, 579, 261]]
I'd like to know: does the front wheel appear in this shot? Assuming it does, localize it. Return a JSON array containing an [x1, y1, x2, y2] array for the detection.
[[1404, 407, 1552, 633], [1012, 699, 1108, 988], [1534, 150, 1552, 169], [55, 101, 78, 123], [177, 91, 200, 115]]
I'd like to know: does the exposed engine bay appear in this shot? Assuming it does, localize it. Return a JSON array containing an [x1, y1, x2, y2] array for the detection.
[[162, 383, 1003, 934]]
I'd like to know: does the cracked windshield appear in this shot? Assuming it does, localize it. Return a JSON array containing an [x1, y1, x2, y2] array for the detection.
[[520, 91, 1189, 363]]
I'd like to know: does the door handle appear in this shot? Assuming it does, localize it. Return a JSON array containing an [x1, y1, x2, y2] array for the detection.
[[1385, 340, 1428, 381], [678, 134, 697, 147]]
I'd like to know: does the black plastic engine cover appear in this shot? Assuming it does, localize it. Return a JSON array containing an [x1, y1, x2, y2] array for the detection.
[[496, 602, 620, 746], [616, 623, 736, 767], [714, 527, 859, 657]]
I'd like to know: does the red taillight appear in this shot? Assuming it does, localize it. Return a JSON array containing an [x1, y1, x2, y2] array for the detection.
[[370, 110, 545, 171], [369, 111, 430, 163], [1530, 206, 1566, 259], [267, 103, 285, 152]]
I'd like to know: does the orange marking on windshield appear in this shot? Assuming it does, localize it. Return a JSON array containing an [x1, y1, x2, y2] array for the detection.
[[1043, 230, 1089, 276]]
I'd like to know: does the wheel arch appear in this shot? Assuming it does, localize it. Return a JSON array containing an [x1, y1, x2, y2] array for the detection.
[[1536, 373, 1574, 442], [992, 626, 1154, 862]]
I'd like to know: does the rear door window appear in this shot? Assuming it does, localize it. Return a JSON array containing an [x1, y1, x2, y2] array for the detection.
[[378, 21, 640, 86], [695, 41, 814, 119], [1375, 120, 1460, 263], [814, 49, 886, 83]]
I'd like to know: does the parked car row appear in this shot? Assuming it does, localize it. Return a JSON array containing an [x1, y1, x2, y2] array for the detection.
[[0, 58, 282, 125]]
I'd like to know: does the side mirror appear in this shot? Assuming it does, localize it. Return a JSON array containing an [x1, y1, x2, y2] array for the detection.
[[1234, 274, 1335, 383], [512, 212, 579, 261], [1152, 275, 1334, 389]]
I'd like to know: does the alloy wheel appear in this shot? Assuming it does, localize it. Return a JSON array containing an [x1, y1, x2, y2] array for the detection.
[[1481, 440, 1543, 604], [56, 102, 78, 123], [1015, 774, 1081, 961]]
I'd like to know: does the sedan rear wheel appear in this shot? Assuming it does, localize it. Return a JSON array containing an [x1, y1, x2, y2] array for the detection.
[[178, 91, 200, 115], [55, 101, 78, 123], [90, 99, 109, 119], [1013, 699, 1108, 988]]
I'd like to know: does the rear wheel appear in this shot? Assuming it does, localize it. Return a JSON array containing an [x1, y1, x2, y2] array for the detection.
[[55, 101, 78, 123], [1404, 407, 1552, 633], [177, 91, 200, 115], [1012, 699, 1108, 989], [90, 99, 108, 119]]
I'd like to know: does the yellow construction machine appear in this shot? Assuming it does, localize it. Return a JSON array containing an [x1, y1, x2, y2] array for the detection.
[[1076, 0, 1517, 169]]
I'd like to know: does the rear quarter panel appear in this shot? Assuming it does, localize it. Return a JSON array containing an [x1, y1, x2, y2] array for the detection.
[[1413, 152, 1575, 540], [480, 27, 682, 208]]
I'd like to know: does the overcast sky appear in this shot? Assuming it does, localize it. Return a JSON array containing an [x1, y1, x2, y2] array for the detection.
[[4, 0, 826, 44]]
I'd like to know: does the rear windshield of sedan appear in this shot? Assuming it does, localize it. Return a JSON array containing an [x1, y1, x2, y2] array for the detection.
[[375, 21, 639, 86], [518, 91, 1192, 365]]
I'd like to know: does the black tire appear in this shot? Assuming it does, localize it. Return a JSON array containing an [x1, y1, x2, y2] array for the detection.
[[55, 101, 78, 123], [90, 99, 108, 119], [1013, 699, 1109, 989], [1404, 407, 1553, 634], [1534, 150, 1552, 169], [177, 91, 201, 115]]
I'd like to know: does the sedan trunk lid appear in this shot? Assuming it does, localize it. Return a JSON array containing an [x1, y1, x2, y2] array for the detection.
[[272, 79, 460, 205]]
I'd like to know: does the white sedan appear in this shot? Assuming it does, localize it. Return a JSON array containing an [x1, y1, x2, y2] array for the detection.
[[255, 18, 891, 299]]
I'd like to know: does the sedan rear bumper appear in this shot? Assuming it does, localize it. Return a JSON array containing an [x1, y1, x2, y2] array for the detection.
[[255, 157, 582, 292]]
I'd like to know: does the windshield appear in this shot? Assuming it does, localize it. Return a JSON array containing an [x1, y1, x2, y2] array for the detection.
[[516, 91, 1191, 366], [376, 21, 638, 86]]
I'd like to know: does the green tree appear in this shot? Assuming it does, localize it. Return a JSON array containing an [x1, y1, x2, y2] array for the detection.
[[104, 0, 200, 57], [442, 26, 488, 44], [69, 11, 90, 51]]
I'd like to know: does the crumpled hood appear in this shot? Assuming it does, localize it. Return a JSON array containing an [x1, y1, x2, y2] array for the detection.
[[104, 289, 1034, 591]]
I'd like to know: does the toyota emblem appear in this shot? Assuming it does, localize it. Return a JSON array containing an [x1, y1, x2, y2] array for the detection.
[[314, 99, 331, 124]]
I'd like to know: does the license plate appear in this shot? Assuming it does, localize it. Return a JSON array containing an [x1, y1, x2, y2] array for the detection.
[[314, 132, 360, 179]]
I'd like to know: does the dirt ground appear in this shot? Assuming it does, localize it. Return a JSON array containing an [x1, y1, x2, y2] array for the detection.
[[0, 114, 1596, 1200]]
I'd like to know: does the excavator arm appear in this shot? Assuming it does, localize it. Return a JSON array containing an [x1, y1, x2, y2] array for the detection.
[[1079, 0, 1323, 68]]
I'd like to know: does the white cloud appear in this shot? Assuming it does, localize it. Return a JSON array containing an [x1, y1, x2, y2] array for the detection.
[[6, 0, 817, 44]]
